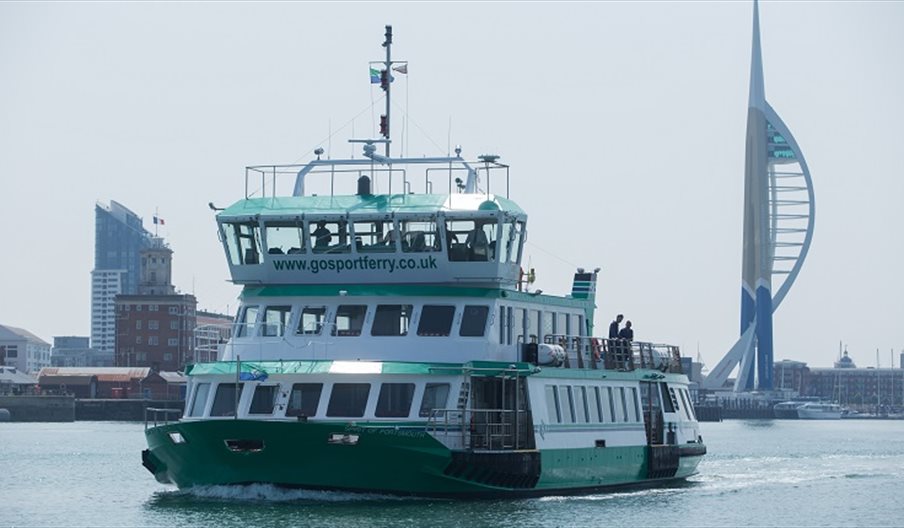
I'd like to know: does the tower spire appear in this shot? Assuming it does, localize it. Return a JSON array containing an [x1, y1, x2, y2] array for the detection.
[[748, 0, 766, 111]]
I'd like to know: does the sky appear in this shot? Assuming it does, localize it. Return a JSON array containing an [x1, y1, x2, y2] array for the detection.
[[1, 1, 902, 371]]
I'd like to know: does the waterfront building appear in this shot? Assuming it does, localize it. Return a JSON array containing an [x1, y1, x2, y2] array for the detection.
[[0, 366, 38, 395], [771, 352, 904, 410], [51, 336, 111, 367], [703, 1, 815, 392], [92, 201, 153, 358], [37, 366, 169, 399], [114, 235, 198, 371], [0, 324, 52, 374]]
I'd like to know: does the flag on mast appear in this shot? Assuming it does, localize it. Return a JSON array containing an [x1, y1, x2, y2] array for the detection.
[[392, 63, 408, 74]]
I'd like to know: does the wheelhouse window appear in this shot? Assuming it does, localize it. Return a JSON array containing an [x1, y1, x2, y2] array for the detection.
[[222, 221, 262, 265], [445, 218, 498, 262], [417, 305, 455, 336], [419, 383, 451, 418], [249, 385, 278, 415], [375, 383, 415, 418], [460, 305, 490, 337], [372, 304, 412, 336], [287, 383, 323, 417], [264, 220, 305, 255], [309, 219, 350, 254], [210, 383, 242, 417], [261, 305, 291, 337], [188, 382, 211, 417], [326, 383, 371, 417], [297, 307, 327, 335], [399, 218, 439, 253], [504, 220, 525, 264], [334, 305, 367, 336], [236, 305, 259, 338], [353, 218, 396, 253]]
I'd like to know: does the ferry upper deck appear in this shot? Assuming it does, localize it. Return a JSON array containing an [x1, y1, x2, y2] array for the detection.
[[217, 151, 528, 287]]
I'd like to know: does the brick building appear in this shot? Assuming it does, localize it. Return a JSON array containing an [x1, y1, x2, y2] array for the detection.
[[115, 294, 197, 372]]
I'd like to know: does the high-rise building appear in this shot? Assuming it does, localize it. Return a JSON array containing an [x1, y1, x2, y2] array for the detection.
[[92, 201, 152, 359], [703, 1, 815, 392]]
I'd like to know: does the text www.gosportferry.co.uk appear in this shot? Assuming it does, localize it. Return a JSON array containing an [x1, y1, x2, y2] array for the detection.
[[271, 255, 439, 274]]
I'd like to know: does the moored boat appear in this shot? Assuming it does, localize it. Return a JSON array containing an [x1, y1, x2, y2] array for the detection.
[[141, 26, 706, 497], [796, 402, 843, 420]]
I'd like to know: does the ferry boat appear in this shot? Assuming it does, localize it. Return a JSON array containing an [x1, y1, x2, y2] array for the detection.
[[141, 26, 706, 497]]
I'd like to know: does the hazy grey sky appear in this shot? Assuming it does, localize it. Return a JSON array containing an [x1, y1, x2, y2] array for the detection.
[[1, 2, 902, 370]]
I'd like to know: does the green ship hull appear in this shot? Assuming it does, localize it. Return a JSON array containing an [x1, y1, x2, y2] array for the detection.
[[143, 419, 703, 497]]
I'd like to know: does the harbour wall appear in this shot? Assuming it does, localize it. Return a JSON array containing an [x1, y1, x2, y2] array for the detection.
[[76, 399, 184, 421], [0, 395, 76, 422]]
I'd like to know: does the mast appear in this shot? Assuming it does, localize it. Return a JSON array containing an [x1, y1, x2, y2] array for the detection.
[[382, 25, 392, 157]]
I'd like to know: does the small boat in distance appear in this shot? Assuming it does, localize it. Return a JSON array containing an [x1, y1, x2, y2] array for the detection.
[[796, 402, 843, 420], [773, 401, 805, 419]]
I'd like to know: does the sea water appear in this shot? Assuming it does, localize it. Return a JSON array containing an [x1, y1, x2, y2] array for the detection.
[[2, 420, 904, 527]]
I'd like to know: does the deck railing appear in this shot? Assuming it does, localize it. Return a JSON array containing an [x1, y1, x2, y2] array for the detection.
[[427, 408, 533, 451], [543, 335, 682, 373], [144, 407, 183, 431]]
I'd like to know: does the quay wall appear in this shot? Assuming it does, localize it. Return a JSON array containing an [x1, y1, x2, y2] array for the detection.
[[0, 395, 75, 422], [75, 399, 184, 421]]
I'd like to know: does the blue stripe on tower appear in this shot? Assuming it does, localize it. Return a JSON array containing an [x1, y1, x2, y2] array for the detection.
[[755, 285, 774, 390]]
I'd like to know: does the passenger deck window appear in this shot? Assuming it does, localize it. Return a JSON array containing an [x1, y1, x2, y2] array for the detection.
[[265, 221, 305, 255], [629, 387, 641, 422], [261, 305, 291, 337], [188, 383, 211, 417], [417, 306, 455, 336], [419, 383, 451, 418], [287, 383, 323, 417], [210, 383, 242, 417], [460, 305, 489, 337], [375, 383, 415, 418], [334, 305, 367, 336], [249, 385, 278, 415], [559, 386, 575, 423], [326, 383, 371, 417], [575, 386, 589, 423], [445, 218, 498, 262], [353, 219, 396, 253], [591, 387, 603, 422], [222, 222, 262, 265], [400, 219, 439, 253], [660, 383, 676, 413], [372, 304, 412, 336], [236, 306, 259, 338], [297, 306, 327, 335], [545, 385, 560, 423], [309, 219, 350, 254]]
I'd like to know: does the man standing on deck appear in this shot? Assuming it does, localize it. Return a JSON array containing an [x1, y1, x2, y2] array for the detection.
[[618, 320, 634, 341], [608, 314, 624, 339]]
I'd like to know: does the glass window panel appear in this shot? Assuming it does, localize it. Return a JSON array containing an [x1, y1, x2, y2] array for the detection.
[[353, 219, 397, 253], [575, 386, 589, 424], [508, 221, 524, 264], [287, 383, 323, 417], [326, 383, 371, 417], [297, 307, 326, 335], [249, 385, 278, 415], [261, 305, 291, 337], [309, 219, 350, 254], [500, 221, 513, 262], [606, 387, 616, 423], [236, 223, 261, 265], [445, 218, 497, 262], [545, 385, 560, 423], [400, 219, 439, 253], [682, 389, 697, 421], [619, 387, 629, 422], [417, 305, 455, 336], [527, 310, 540, 343], [513, 308, 526, 344], [264, 221, 305, 255], [334, 305, 367, 336], [559, 386, 575, 424], [592, 387, 603, 423], [660, 383, 676, 413], [210, 383, 242, 417], [236, 305, 258, 338], [460, 305, 489, 337], [189, 383, 210, 417], [628, 388, 640, 422], [221, 224, 241, 265], [372, 304, 412, 336], [419, 383, 451, 418], [375, 383, 415, 418]]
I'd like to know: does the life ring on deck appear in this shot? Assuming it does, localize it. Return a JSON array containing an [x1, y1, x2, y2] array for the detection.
[[590, 338, 602, 362]]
